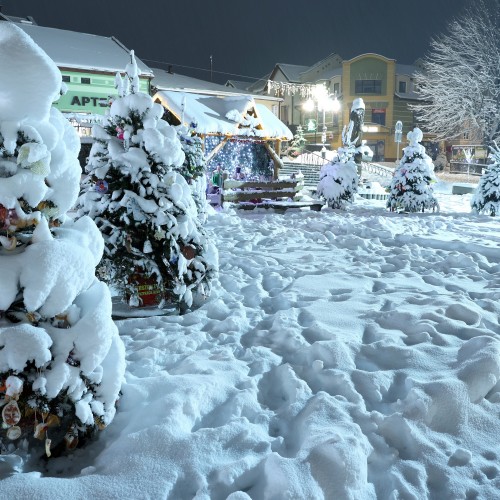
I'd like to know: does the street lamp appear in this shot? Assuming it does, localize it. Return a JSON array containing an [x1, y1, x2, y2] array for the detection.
[[303, 84, 341, 157]]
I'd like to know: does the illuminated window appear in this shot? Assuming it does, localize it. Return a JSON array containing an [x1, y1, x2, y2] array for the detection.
[[355, 80, 381, 94]]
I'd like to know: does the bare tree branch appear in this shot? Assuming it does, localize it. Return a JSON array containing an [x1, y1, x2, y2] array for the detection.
[[411, 0, 500, 145]]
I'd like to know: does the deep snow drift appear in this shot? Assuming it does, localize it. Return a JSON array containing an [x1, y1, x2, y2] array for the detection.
[[1, 188, 500, 499]]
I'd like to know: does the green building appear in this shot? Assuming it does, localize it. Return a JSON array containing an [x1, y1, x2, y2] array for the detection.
[[9, 20, 153, 137]]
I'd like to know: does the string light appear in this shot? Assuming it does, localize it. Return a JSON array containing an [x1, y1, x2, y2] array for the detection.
[[205, 136, 273, 180], [267, 81, 328, 99]]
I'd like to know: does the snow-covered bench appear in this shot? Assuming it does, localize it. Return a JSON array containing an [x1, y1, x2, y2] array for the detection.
[[222, 178, 323, 212]]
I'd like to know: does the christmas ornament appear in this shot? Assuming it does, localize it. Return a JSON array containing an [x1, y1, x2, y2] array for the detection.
[[5, 375, 23, 399], [95, 180, 109, 194], [29, 158, 50, 176], [116, 127, 125, 140], [181, 245, 196, 260], [64, 426, 78, 450], [2, 400, 21, 426], [53, 314, 70, 329], [154, 228, 165, 240], [45, 437, 52, 457], [0, 205, 8, 229], [34, 421, 48, 440], [6, 425, 21, 440]]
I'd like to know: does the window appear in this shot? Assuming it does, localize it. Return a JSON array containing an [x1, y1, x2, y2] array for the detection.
[[398, 81, 407, 93], [355, 80, 382, 94], [333, 82, 340, 95], [81, 77, 91, 84], [62, 75, 70, 83], [371, 108, 386, 126]]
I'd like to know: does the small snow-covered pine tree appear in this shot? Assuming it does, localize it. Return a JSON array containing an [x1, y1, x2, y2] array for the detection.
[[177, 123, 209, 223], [0, 24, 125, 457], [471, 142, 500, 215], [78, 52, 218, 311], [387, 127, 439, 212], [316, 143, 358, 209]]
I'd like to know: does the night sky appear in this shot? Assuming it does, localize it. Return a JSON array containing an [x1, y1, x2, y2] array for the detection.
[[2, 0, 472, 84]]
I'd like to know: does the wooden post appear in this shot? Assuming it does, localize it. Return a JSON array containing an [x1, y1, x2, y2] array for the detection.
[[264, 141, 283, 180], [205, 136, 230, 165]]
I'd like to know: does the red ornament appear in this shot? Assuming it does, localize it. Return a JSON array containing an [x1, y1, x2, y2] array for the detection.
[[2, 400, 21, 426], [181, 245, 196, 260]]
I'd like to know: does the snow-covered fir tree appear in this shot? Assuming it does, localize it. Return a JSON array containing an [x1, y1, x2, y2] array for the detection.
[[471, 142, 500, 215], [0, 24, 125, 457], [316, 99, 365, 209], [387, 127, 439, 213], [177, 123, 209, 223], [77, 53, 218, 312]]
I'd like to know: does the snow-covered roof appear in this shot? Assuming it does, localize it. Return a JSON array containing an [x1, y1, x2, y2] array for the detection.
[[153, 69, 280, 102], [225, 80, 253, 91], [154, 91, 292, 140], [276, 63, 310, 82], [153, 68, 240, 94], [13, 22, 153, 76]]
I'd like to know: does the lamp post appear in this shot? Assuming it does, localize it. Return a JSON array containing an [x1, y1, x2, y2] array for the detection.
[[303, 85, 341, 158]]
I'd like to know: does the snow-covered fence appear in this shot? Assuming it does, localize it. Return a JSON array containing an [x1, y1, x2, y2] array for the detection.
[[222, 179, 303, 203], [362, 162, 394, 178], [284, 150, 331, 166]]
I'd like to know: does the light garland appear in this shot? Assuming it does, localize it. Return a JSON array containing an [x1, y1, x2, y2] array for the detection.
[[267, 81, 328, 99], [205, 136, 273, 179]]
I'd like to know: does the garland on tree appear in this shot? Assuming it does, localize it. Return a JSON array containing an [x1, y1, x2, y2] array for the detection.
[[176, 123, 210, 223], [387, 127, 439, 213], [471, 142, 500, 216], [0, 24, 124, 458], [77, 52, 218, 311]]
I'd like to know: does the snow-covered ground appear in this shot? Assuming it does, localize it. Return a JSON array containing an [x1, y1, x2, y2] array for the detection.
[[3, 185, 500, 499]]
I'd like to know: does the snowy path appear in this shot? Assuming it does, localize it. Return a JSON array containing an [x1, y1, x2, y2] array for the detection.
[[3, 195, 500, 499]]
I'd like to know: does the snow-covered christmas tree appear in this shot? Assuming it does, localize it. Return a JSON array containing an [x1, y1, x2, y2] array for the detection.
[[387, 127, 439, 212], [0, 24, 125, 457], [316, 99, 364, 209], [471, 141, 500, 215], [177, 123, 210, 223], [286, 124, 306, 158], [78, 53, 218, 312]]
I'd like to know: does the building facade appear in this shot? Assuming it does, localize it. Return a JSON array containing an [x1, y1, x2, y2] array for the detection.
[[260, 53, 435, 162], [1, 18, 153, 139]]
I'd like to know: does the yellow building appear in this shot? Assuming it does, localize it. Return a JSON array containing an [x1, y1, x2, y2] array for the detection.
[[262, 53, 438, 162]]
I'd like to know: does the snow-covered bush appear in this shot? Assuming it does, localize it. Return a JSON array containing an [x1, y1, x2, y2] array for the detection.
[[387, 128, 439, 212], [471, 142, 500, 215], [77, 53, 218, 312], [316, 147, 358, 209], [0, 24, 125, 457]]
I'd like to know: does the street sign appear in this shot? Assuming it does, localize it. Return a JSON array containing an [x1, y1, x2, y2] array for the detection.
[[395, 121, 403, 143], [395, 120, 403, 161]]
